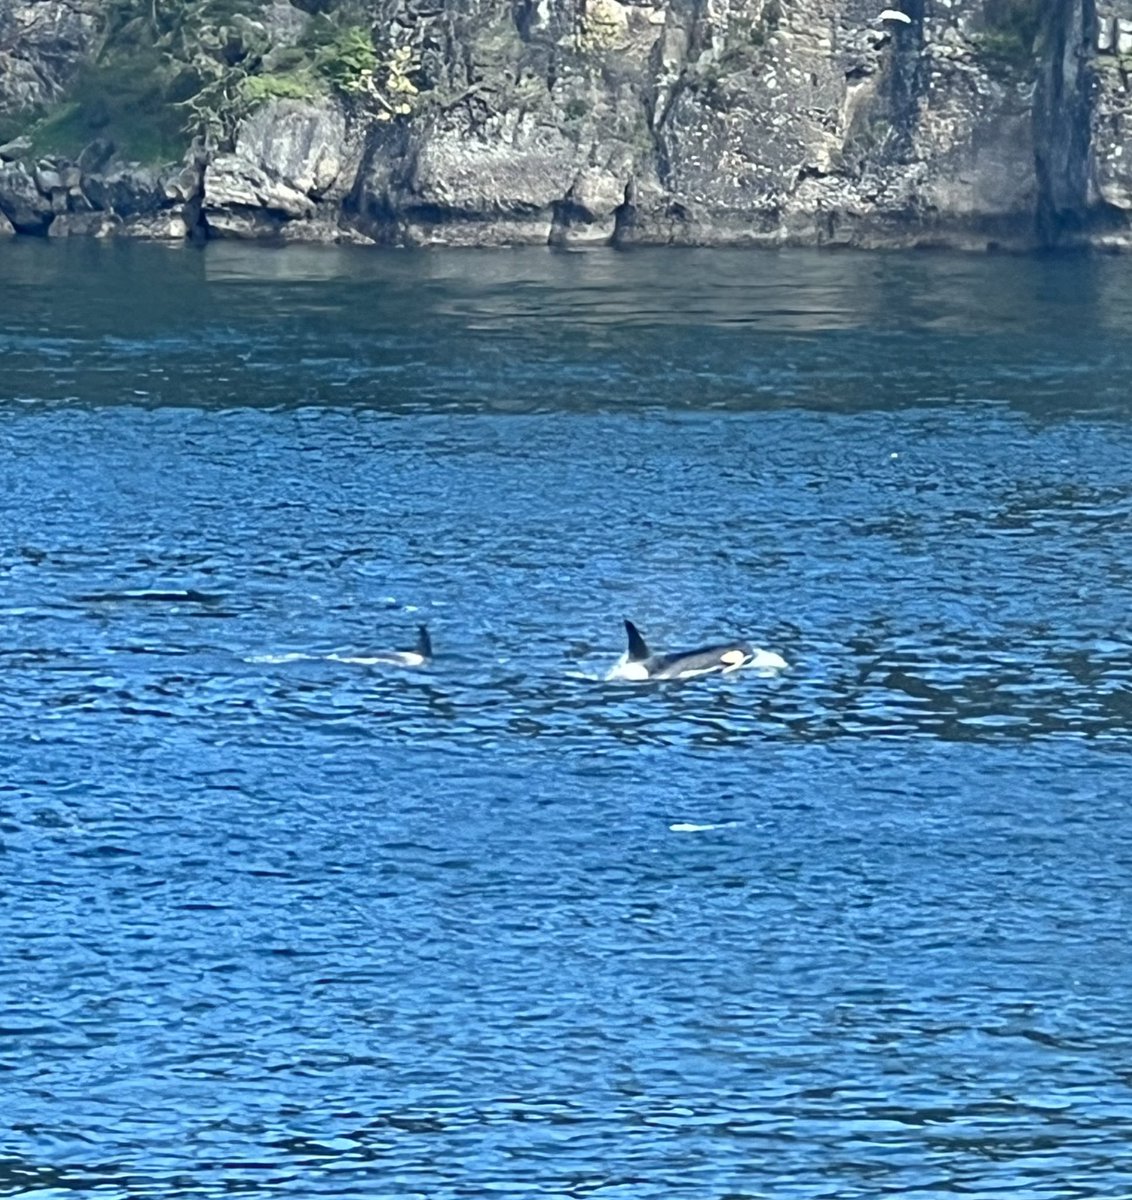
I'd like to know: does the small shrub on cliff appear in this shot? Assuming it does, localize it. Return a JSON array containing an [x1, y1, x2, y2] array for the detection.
[[306, 22, 419, 118], [26, 48, 191, 163], [11, 0, 426, 159], [88, 0, 283, 148], [314, 25, 377, 92], [242, 70, 317, 102]]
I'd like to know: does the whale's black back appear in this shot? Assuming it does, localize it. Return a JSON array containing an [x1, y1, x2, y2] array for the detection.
[[623, 619, 753, 680], [650, 641, 755, 680]]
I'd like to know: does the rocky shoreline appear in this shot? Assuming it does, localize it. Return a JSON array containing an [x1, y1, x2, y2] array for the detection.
[[3, 1, 1132, 251]]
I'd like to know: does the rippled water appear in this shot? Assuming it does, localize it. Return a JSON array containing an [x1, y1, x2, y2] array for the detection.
[[2, 241, 1132, 1198]]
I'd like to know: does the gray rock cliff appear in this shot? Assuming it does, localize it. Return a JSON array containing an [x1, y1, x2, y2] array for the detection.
[[0, 0, 102, 115], [2, 0, 1132, 249]]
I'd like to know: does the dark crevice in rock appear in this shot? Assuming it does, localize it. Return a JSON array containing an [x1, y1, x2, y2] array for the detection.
[[611, 178, 636, 245], [402, 201, 537, 228], [513, 0, 538, 42], [1034, 0, 1097, 247], [883, 0, 928, 162], [548, 195, 611, 244]]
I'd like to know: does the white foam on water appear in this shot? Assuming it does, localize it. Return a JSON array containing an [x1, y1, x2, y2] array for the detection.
[[327, 653, 419, 666], [244, 652, 318, 664], [248, 650, 425, 667], [745, 648, 789, 672], [605, 656, 651, 682], [669, 821, 741, 833]]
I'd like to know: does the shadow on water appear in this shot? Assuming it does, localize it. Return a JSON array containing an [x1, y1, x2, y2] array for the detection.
[[3, 241, 1132, 420]]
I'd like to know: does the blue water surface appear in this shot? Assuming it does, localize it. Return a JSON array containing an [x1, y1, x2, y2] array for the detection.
[[1, 241, 1131, 1198]]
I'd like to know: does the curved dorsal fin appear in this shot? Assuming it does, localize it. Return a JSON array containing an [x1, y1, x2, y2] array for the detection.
[[416, 625, 432, 659], [624, 619, 651, 662]]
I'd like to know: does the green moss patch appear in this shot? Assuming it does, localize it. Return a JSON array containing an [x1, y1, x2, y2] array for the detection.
[[8, 0, 427, 165], [973, 0, 1042, 75]]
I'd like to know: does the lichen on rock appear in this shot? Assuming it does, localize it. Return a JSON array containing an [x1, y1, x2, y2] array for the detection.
[[576, 0, 631, 52]]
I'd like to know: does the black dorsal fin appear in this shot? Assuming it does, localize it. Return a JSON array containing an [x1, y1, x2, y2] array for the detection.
[[416, 625, 432, 659], [624, 619, 651, 662]]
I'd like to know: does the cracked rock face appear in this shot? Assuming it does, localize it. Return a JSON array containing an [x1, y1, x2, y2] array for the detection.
[[271, 0, 1068, 249], [2, 0, 1131, 249], [1086, 1, 1132, 246], [203, 100, 363, 238], [0, 0, 102, 114], [0, 153, 201, 238]]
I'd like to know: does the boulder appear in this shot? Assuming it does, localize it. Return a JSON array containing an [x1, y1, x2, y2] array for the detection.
[[47, 210, 117, 237], [0, 136, 31, 162], [67, 185, 93, 211], [206, 158, 314, 220], [1118, 19, 1132, 56], [83, 166, 164, 216], [77, 138, 115, 175], [354, 107, 595, 245], [203, 98, 362, 236], [33, 164, 63, 193], [160, 161, 204, 204], [202, 206, 287, 239], [118, 211, 192, 239], [0, 162, 53, 233], [259, 0, 309, 47]]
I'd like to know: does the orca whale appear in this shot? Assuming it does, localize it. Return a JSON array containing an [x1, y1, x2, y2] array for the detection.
[[606, 619, 787, 682], [332, 625, 433, 668]]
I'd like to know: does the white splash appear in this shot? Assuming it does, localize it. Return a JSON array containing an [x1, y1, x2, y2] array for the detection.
[[747, 648, 789, 672], [604, 655, 650, 682], [243, 652, 318, 664], [669, 821, 741, 833]]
